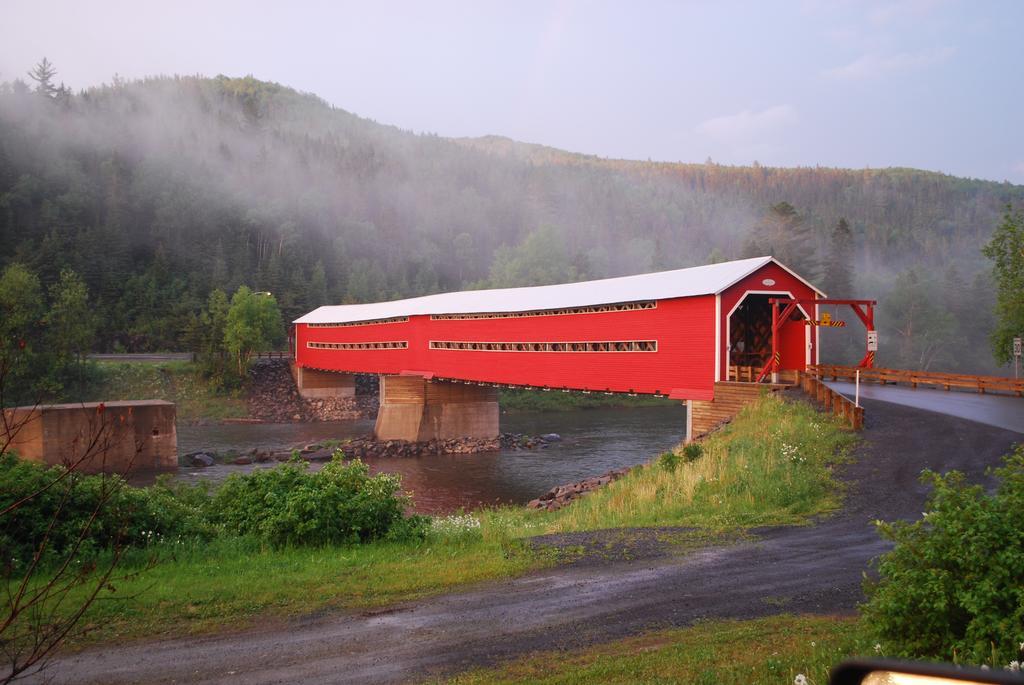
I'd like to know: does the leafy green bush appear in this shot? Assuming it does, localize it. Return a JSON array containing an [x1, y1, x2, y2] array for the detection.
[[0, 453, 210, 568], [658, 451, 681, 472], [207, 453, 428, 546], [658, 443, 704, 473], [862, 445, 1024, 666], [682, 442, 704, 462]]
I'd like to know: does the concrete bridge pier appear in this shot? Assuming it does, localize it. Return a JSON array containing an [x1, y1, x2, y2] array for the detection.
[[374, 375, 499, 442], [291, 365, 356, 399]]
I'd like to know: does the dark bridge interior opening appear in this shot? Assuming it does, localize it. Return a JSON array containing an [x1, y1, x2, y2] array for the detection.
[[729, 294, 775, 371]]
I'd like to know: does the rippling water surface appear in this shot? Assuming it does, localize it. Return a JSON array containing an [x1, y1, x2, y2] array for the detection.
[[159, 406, 685, 514]]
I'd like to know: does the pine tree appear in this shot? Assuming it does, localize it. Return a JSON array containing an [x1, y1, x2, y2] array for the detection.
[[308, 261, 328, 308], [745, 202, 820, 279], [982, 205, 1024, 364], [27, 57, 58, 98], [823, 218, 854, 296]]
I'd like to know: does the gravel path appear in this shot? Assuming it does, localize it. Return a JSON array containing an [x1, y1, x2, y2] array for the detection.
[[31, 397, 1022, 684]]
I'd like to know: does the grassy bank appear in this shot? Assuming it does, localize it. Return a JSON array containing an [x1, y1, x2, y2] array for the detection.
[[443, 614, 866, 685], [11, 395, 857, 649], [84, 361, 247, 422], [499, 388, 676, 412], [534, 393, 857, 532]]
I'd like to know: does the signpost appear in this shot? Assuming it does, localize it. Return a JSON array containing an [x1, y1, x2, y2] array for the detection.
[[1014, 336, 1022, 379], [866, 330, 878, 351]]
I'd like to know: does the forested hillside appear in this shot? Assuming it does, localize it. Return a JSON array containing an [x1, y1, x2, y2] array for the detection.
[[1, 71, 1020, 374]]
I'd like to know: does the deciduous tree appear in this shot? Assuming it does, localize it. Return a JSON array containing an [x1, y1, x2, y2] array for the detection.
[[223, 287, 284, 376]]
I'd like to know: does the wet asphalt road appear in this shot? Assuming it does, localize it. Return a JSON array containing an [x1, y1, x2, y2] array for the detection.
[[31, 396, 1023, 684], [827, 381, 1024, 434]]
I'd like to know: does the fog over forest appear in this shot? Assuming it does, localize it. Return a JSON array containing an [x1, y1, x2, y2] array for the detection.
[[1, 71, 1021, 375]]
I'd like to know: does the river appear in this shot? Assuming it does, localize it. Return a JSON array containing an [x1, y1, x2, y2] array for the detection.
[[157, 406, 685, 514]]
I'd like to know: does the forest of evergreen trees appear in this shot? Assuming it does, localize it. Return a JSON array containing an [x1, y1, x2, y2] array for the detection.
[[1, 67, 1020, 377]]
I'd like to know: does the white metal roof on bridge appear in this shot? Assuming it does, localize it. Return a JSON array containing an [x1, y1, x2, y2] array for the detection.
[[294, 256, 822, 325]]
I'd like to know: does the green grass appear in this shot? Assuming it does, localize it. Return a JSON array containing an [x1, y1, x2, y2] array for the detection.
[[85, 361, 247, 422], [499, 388, 676, 412], [54, 527, 541, 648], [442, 614, 869, 685]]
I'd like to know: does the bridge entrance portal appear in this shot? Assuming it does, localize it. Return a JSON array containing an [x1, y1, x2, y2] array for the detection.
[[727, 293, 809, 383], [728, 293, 773, 376]]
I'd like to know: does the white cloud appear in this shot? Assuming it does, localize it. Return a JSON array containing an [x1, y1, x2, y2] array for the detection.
[[823, 46, 955, 79], [695, 105, 799, 144]]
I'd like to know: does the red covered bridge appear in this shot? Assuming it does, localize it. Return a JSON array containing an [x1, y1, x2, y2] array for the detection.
[[292, 256, 874, 442]]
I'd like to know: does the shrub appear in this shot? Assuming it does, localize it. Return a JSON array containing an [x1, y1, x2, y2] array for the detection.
[[0, 453, 209, 568], [682, 442, 704, 462], [658, 451, 681, 472], [861, 445, 1024, 666], [207, 452, 428, 546]]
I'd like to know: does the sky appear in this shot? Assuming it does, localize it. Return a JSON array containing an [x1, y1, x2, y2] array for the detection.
[[2, 0, 1022, 183]]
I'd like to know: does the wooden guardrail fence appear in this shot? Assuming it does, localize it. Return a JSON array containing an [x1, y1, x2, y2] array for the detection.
[[808, 364, 1024, 397], [798, 371, 864, 430], [253, 351, 292, 359]]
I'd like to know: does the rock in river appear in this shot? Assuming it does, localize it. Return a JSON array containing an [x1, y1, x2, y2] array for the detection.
[[189, 453, 215, 467]]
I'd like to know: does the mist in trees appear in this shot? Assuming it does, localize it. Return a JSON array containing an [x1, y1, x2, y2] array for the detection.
[[742, 202, 819, 279], [1, 63, 1020, 375]]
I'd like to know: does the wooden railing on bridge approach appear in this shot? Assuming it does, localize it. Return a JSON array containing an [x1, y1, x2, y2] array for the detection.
[[807, 364, 1024, 397], [797, 370, 865, 430]]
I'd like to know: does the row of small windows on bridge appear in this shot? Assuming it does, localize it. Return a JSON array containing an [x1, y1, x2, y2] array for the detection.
[[306, 340, 658, 353], [429, 340, 658, 353], [304, 301, 657, 328], [307, 341, 408, 350]]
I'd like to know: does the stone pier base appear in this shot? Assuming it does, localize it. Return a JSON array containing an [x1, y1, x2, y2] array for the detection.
[[291, 364, 356, 399], [2, 400, 177, 474], [374, 376, 499, 442]]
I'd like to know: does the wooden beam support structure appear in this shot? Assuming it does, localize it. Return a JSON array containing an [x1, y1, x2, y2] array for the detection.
[[757, 297, 877, 383]]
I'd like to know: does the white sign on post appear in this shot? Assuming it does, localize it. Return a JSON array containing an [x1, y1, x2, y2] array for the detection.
[[866, 330, 879, 352], [1015, 337, 1022, 380]]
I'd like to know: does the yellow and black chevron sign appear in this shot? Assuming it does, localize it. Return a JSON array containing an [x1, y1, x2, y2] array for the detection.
[[804, 312, 846, 327]]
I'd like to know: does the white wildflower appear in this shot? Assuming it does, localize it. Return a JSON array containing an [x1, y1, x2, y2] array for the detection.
[[430, 514, 482, 538], [874, 643, 882, 654], [795, 675, 808, 685], [981, 665, 990, 671], [1007, 661, 1021, 672]]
